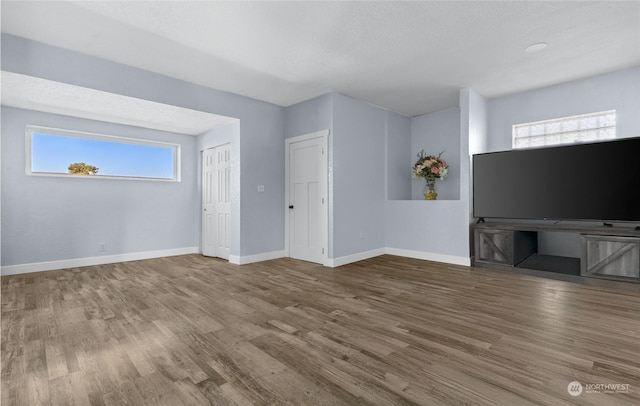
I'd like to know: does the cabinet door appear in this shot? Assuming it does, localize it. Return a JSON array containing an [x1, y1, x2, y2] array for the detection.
[[475, 230, 515, 265], [581, 235, 640, 279]]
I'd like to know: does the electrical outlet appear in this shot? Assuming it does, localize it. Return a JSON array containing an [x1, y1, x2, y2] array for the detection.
[[99, 242, 107, 252], [258, 185, 265, 192]]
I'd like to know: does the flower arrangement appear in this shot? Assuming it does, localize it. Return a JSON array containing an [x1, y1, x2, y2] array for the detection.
[[412, 150, 449, 200], [412, 150, 449, 180]]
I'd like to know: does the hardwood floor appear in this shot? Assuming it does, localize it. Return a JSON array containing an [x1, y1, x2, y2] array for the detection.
[[2, 254, 640, 405]]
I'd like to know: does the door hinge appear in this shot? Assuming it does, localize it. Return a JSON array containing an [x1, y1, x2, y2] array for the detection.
[[322, 147, 325, 155], [322, 197, 324, 204]]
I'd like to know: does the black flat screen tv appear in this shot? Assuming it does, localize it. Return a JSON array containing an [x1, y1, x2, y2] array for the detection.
[[473, 137, 640, 222]]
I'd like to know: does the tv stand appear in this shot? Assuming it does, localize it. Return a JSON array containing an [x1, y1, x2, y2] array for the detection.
[[472, 221, 640, 284]]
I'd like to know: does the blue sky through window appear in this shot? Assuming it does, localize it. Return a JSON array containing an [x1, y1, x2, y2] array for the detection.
[[31, 132, 175, 179]]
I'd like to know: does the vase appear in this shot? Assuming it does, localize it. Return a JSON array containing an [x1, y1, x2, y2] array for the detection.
[[424, 179, 437, 200]]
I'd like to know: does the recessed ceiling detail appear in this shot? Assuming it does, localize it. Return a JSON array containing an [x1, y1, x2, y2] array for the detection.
[[1, 71, 237, 135]]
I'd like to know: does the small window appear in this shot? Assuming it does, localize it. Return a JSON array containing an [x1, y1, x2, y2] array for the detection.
[[513, 110, 616, 149], [26, 126, 180, 181]]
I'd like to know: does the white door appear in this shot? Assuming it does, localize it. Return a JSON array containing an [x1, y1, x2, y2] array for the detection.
[[202, 145, 231, 259], [287, 133, 327, 264]]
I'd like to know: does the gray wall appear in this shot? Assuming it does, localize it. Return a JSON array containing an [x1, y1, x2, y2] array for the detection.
[[385, 91, 483, 262], [284, 94, 409, 259], [4, 34, 637, 269], [411, 108, 461, 200], [467, 89, 489, 157], [386, 112, 412, 200], [1, 107, 199, 266], [487, 66, 640, 152], [2, 34, 285, 261], [460, 88, 487, 260], [283, 94, 335, 258], [283, 94, 333, 139], [464, 87, 489, 222], [238, 111, 285, 256], [331, 94, 387, 258], [385, 200, 471, 259]]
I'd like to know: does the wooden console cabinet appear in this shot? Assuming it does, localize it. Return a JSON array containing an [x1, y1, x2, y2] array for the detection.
[[582, 235, 640, 281], [475, 229, 536, 267], [472, 222, 640, 284]]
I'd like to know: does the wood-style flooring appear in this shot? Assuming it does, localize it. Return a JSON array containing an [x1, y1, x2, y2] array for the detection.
[[2, 254, 640, 405]]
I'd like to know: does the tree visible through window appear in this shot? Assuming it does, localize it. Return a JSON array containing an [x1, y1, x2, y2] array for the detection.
[[27, 126, 180, 181], [68, 162, 99, 175]]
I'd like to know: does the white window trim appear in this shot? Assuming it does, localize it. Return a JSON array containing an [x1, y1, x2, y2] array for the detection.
[[25, 125, 181, 182], [512, 110, 616, 149]]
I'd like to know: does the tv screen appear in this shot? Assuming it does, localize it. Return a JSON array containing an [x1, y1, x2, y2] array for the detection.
[[473, 137, 640, 222]]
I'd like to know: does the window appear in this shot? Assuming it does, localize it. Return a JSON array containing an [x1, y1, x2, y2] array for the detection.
[[513, 110, 616, 149], [26, 126, 180, 181]]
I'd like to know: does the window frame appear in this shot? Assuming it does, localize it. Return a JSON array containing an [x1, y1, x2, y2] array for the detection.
[[512, 110, 616, 149], [25, 125, 181, 182]]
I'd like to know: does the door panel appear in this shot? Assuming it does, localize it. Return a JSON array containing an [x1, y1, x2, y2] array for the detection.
[[308, 181, 320, 248], [289, 137, 325, 264], [202, 145, 231, 260], [293, 182, 309, 250], [215, 147, 231, 259], [202, 149, 216, 257]]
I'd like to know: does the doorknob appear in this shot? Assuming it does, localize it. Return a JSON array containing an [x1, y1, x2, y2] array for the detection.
[[289, 205, 294, 209]]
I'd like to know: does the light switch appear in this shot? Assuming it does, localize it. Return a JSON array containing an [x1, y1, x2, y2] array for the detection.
[[258, 185, 265, 192]]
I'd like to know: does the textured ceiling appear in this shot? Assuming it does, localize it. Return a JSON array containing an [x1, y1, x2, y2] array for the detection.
[[2, 1, 639, 117], [2, 72, 237, 135]]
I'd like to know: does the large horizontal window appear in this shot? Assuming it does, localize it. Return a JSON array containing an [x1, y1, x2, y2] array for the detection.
[[513, 110, 616, 149], [26, 126, 180, 181]]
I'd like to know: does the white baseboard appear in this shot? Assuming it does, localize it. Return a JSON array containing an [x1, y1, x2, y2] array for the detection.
[[385, 247, 471, 266], [0, 247, 200, 276], [1, 246, 470, 275], [229, 250, 286, 265], [326, 247, 470, 268], [325, 248, 387, 268]]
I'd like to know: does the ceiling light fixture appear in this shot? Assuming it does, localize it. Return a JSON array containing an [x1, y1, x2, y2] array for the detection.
[[525, 42, 548, 53]]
